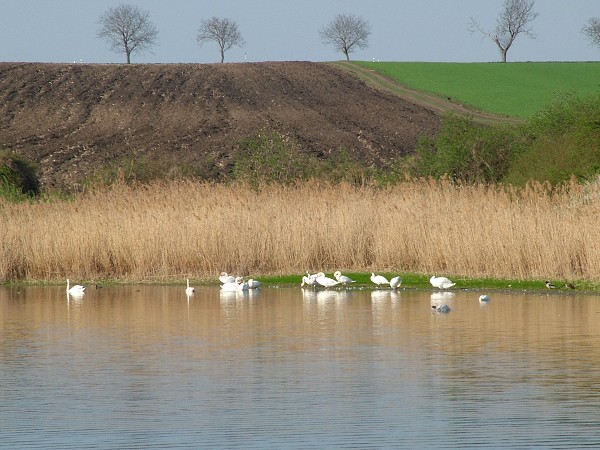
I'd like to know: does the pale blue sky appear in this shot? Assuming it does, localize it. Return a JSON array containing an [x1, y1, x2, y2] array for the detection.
[[2, 0, 599, 64]]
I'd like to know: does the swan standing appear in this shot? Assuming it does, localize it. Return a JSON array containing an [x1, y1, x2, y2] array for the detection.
[[390, 276, 402, 289], [430, 275, 455, 289], [247, 279, 261, 289], [334, 271, 355, 286], [185, 279, 195, 296], [315, 272, 340, 289], [301, 271, 318, 287], [370, 273, 390, 287]]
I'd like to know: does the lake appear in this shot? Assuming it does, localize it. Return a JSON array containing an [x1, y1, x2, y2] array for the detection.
[[2, 284, 600, 449]]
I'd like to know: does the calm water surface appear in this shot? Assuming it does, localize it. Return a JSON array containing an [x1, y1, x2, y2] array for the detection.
[[2, 284, 600, 449]]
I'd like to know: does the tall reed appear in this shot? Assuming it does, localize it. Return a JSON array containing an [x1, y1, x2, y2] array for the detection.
[[1, 178, 600, 282]]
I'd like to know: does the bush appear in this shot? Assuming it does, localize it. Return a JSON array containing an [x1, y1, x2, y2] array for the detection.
[[411, 114, 526, 183], [0, 151, 40, 201], [505, 93, 600, 185]]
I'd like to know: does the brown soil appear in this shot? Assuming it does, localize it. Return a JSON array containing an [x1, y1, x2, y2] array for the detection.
[[0, 61, 443, 191]]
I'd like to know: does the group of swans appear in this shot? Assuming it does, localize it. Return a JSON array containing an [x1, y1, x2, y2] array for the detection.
[[220, 272, 261, 292], [302, 271, 402, 289]]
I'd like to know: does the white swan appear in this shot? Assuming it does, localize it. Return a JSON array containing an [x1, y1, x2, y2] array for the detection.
[[334, 271, 355, 285], [247, 278, 261, 289], [236, 277, 249, 291], [221, 281, 239, 292], [66, 279, 85, 296], [219, 272, 236, 284], [185, 279, 195, 295], [430, 275, 455, 289], [390, 276, 402, 289], [479, 294, 491, 303], [370, 273, 389, 287], [315, 272, 340, 288], [301, 271, 318, 287]]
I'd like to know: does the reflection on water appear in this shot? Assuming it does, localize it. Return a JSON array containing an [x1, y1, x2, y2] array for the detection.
[[2, 285, 600, 448]]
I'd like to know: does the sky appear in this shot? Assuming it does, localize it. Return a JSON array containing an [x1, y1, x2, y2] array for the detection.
[[1, 0, 599, 64]]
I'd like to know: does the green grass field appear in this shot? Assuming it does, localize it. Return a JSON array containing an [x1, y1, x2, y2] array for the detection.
[[353, 61, 600, 119]]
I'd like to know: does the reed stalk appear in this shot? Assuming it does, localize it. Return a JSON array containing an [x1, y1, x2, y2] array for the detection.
[[1, 178, 600, 282]]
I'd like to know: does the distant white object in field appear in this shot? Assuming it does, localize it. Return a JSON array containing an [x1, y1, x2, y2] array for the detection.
[[334, 271, 355, 285], [66, 279, 85, 296], [479, 294, 491, 303], [432, 304, 451, 313], [316, 272, 340, 288], [219, 272, 236, 284], [390, 276, 402, 289], [370, 273, 390, 287], [185, 279, 195, 296], [430, 275, 455, 289], [247, 279, 261, 289]]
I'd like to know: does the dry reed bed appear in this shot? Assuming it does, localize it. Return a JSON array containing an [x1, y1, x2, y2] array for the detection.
[[1, 179, 600, 282]]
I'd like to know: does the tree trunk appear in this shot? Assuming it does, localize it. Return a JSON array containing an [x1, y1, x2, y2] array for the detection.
[[501, 48, 507, 63]]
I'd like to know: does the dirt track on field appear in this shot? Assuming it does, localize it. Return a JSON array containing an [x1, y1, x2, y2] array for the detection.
[[0, 61, 447, 191]]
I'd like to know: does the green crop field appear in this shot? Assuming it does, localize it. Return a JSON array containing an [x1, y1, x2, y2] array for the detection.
[[353, 61, 600, 119]]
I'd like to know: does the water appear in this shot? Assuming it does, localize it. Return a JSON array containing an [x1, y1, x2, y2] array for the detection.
[[2, 284, 600, 449]]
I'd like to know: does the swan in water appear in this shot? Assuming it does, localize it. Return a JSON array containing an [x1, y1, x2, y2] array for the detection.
[[370, 273, 390, 287], [247, 278, 261, 289], [66, 279, 85, 296], [390, 276, 402, 289], [315, 272, 340, 289], [185, 279, 195, 296], [430, 275, 455, 289], [334, 271, 355, 286], [479, 294, 491, 303], [219, 272, 236, 284]]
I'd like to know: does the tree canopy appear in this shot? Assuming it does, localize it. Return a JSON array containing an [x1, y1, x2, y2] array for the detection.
[[320, 13, 371, 61], [97, 4, 158, 64], [197, 17, 245, 63], [469, 0, 538, 62]]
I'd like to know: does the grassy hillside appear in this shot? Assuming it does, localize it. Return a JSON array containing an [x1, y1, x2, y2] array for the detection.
[[354, 61, 600, 119]]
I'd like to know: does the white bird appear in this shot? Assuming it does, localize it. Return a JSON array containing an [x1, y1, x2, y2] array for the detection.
[[430, 275, 455, 289], [235, 276, 249, 291], [247, 278, 261, 289], [315, 272, 340, 289], [301, 271, 318, 287], [66, 279, 85, 296], [479, 294, 491, 303], [545, 281, 556, 289], [370, 273, 390, 287], [390, 276, 402, 289], [221, 281, 239, 292], [219, 272, 236, 284], [334, 271, 355, 285], [432, 304, 451, 313], [185, 279, 195, 296]]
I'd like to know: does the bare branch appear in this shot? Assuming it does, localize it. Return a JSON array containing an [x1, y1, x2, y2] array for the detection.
[[197, 17, 245, 63], [469, 0, 538, 62], [582, 17, 600, 49], [320, 13, 371, 61], [97, 4, 158, 64]]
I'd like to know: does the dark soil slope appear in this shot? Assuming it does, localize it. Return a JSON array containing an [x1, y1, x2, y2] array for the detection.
[[0, 62, 441, 190]]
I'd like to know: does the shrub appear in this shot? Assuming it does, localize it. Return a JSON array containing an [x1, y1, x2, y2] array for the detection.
[[0, 151, 40, 201]]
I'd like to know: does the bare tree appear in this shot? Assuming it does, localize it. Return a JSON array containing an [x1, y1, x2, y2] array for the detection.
[[196, 17, 245, 63], [582, 18, 600, 50], [97, 4, 158, 64], [320, 13, 371, 61], [469, 0, 538, 62]]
